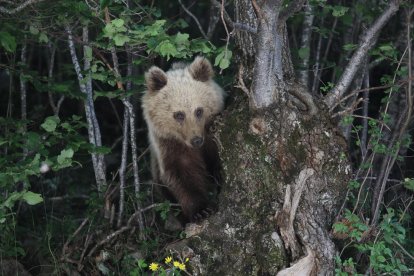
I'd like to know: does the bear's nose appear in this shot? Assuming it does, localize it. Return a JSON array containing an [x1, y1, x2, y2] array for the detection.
[[191, 136, 204, 148]]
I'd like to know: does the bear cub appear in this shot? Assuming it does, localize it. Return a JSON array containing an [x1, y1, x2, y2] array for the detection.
[[142, 57, 224, 222]]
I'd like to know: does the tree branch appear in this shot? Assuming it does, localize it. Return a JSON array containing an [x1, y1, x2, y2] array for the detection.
[[325, 0, 400, 108], [66, 25, 107, 192], [0, 0, 45, 14], [178, 0, 208, 40]]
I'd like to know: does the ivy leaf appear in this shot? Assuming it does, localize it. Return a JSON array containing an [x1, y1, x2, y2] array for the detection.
[[0, 31, 16, 52], [41, 116, 60, 132], [22, 191, 43, 205]]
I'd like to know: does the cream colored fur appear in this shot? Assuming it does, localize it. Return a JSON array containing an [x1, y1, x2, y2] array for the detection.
[[142, 57, 224, 176]]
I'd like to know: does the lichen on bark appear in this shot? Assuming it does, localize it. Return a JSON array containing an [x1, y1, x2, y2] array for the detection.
[[183, 92, 350, 275]]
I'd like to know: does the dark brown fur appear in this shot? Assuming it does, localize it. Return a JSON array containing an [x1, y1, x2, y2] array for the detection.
[[158, 134, 220, 222]]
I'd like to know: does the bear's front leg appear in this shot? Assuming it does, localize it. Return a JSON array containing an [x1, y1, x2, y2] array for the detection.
[[161, 152, 213, 222]]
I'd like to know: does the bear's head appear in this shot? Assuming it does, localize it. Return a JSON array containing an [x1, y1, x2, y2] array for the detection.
[[142, 57, 224, 148]]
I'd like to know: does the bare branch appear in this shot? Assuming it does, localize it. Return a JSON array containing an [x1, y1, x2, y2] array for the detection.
[[325, 0, 400, 108], [371, 7, 413, 226], [117, 109, 129, 228], [178, 0, 208, 40], [0, 0, 45, 14], [66, 25, 107, 192]]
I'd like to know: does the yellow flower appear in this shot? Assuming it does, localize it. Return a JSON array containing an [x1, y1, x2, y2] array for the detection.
[[149, 263, 159, 271], [178, 263, 186, 270], [173, 261, 186, 270], [165, 256, 172, 264], [185, 257, 189, 262], [173, 261, 180, 268]]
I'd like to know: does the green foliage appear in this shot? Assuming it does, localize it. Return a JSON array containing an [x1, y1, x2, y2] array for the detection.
[[0, 116, 90, 257], [0, 31, 16, 52], [335, 209, 410, 275]]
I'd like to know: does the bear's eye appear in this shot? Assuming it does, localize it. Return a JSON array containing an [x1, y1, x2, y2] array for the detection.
[[173, 111, 185, 123], [195, 108, 203, 119]]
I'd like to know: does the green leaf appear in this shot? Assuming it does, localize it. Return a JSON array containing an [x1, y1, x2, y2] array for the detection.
[[85, 46, 93, 62], [175, 32, 189, 45], [57, 148, 74, 165], [343, 44, 357, 51], [298, 47, 310, 60], [22, 191, 43, 205], [0, 31, 16, 52], [219, 58, 230, 69], [113, 33, 130, 46], [332, 6, 349, 17], [379, 45, 393, 52], [214, 48, 232, 70], [403, 178, 414, 191], [376, 255, 386, 263], [29, 25, 39, 35], [112, 18, 124, 28], [41, 116, 60, 132], [39, 32, 49, 43], [157, 40, 178, 59]]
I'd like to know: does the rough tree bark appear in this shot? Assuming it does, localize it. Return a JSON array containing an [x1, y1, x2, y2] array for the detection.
[[175, 1, 348, 275], [171, 1, 399, 275]]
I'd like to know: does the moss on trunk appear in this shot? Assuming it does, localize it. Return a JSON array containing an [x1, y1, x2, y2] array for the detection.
[[183, 93, 350, 274]]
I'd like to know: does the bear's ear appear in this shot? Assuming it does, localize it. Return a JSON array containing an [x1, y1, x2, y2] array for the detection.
[[145, 66, 167, 92], [188, 56, 213, 82]]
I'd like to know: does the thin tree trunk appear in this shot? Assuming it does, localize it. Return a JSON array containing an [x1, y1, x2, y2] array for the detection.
[[20, 39, 27, 158], [66, 25, 107, 193], [298, 1, 314, 88]]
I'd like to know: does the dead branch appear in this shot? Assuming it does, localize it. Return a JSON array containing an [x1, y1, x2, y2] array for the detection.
[[0, 0, 45, 14], [276, 168, 314, 259], [325, 0, 400, 108], [178, 0, 208, 39], [61, 218, 89, 259]]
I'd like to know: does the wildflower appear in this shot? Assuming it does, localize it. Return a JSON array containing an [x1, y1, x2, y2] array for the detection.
[[149, 263, 159, 271], [178, 263, 186, 271], [173, 261, 180, 268], [165, 256, 172, 264], [185, 257, 189, 262], [173, 261, 186, 270]]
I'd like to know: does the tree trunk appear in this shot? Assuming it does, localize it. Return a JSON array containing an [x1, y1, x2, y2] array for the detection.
[[180, 1, 351, 274]]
